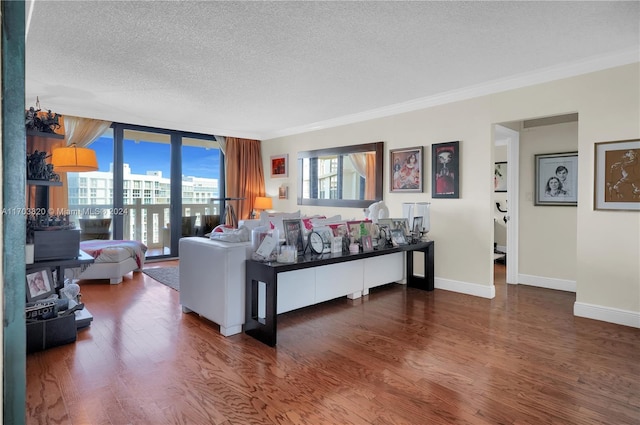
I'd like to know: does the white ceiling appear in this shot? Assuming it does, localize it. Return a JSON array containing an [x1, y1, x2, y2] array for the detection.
[[25, 1, 639, 141]]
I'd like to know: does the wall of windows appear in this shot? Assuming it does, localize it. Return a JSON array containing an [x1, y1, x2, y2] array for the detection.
[[66, 124, 222, 258]]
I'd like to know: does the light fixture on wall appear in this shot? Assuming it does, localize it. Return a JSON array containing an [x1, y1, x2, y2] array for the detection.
[[251, 196, 273, 219], [51, 144, 98, 172]]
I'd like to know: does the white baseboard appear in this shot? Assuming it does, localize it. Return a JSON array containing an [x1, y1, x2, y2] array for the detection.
[[435, 277, 495, 299], [574, 302, 640, 329], [518, 274, 576, 292]]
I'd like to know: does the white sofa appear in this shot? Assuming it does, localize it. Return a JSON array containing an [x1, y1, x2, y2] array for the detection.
[[179, 237, 252, 336]]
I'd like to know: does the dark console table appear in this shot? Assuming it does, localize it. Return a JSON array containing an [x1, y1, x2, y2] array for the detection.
[[245, 241, 434, 346]]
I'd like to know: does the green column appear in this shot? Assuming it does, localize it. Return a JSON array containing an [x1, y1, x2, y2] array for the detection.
[[2, 1, 27, 424]]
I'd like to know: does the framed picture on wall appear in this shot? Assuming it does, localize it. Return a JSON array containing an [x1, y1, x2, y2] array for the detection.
[[494, 162, 507, 192], [432, 141, 460, 198], [594, 139, 640, 211], [535, 151, 578, 206], [270, 154, 288, 178], [390, 146, 423, 192], [278, 185, 288, 199]]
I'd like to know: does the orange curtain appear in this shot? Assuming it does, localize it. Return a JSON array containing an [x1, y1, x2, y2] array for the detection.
[[224, 137, 265, 224], [365, 152, 376, 200]]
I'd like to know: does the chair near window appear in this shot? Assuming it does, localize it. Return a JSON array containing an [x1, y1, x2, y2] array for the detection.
[[179, 215, 221, 238], [79, 218, 112, 241]]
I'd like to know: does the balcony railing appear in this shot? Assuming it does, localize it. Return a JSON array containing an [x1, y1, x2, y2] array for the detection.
[[67, 200, 221, 252]]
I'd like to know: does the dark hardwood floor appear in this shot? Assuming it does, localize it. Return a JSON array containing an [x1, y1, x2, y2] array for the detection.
[[26, 262, 640, 424]]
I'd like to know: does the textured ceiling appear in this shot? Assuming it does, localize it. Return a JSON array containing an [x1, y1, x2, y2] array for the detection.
[[25, 1, 639, 140]]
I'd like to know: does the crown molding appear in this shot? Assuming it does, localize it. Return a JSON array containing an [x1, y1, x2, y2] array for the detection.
[[263, 48, 639, 140]]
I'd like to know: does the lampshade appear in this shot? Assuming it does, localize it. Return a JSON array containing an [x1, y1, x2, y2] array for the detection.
[[51, 145, 98, 172], [254, 196, 273, 210]]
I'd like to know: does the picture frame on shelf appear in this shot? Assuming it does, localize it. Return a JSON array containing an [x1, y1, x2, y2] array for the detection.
[[494, 162, 507, 192], [347, 220, 373, 242], [432, 141, 460, 198], [361, 235, 373, 252], [26, 267, 55, 302], [390, 229, 407, 246], [412, 216, 423, 234], [378, 224, 391, 246], [390, 146, 423, 192], [270, 154, 288, 178], [378, 218, 410, 236], [594, 139, 640, 211], [282, 218, 304, 253], [535, 151, 578, 206]]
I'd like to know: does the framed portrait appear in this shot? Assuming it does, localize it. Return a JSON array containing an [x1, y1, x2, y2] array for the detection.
[[432, 141, 460, 198], [26, 267, 55, 302], [494, 162, 507, 192], [282, 218, 304, 253], [390, 146, 423, 192], [270, 154, 288, 178], [594, 139, 640, 211], [535, 151, 578, 206]]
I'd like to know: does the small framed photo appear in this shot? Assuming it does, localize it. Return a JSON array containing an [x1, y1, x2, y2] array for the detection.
[[432, 141, 460, 198], [390, 229, 407, 246], [26, 268, 55, 302], [282, 218, 304, 253], [535, 151, 578, 206], [390, 146, 423, 192], [378, 218, 410, 236], [412, 216, 423, 234], [347, 220, 374, 242], [270, 154, 288, 178], [362, 235, 373, 252], [278, 185, 288, 199], [594, 139, 640, 211], [494, 162, 507, 192]]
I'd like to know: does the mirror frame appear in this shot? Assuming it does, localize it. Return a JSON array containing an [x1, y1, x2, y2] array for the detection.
[[297, 141, 384, 208]]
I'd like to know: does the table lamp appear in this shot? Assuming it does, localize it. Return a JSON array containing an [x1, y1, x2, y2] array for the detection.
[[252, 196, 273, 219]]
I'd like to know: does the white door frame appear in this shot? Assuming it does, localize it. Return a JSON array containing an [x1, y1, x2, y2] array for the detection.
[[494, 125, 519, 284]]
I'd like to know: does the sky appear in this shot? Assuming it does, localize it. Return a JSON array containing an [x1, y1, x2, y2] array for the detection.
[[91, 136, 220, 179]]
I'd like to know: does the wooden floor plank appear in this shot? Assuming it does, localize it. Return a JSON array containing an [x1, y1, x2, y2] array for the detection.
[[26, 261, 640, 424]]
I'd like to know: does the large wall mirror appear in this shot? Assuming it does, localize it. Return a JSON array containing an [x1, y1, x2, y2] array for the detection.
[[297, 141, 384, 208]]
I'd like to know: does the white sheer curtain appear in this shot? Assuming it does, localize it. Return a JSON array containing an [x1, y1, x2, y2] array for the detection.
[[348, 153, 367, 177], [64, 116, 112, 147], [349, 152, 376, 199]]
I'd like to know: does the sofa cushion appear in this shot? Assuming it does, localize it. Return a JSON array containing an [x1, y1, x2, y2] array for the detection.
[[259, 211, 301, 237]]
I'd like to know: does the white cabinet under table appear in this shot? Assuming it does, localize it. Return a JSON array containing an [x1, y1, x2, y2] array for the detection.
[[245, 241, 434, 346]]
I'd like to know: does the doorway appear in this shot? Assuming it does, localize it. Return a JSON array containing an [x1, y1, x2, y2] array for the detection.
[[493, 124, 520, 285]]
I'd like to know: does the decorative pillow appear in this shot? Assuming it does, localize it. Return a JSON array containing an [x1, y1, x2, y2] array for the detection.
[[259, 211, 301, 237], [301, 215, 326, 231], [309, 215, 343, 228], [209, 226, 250, 242]]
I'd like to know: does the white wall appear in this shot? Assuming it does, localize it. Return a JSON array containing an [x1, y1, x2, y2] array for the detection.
[[262, 63, 640, 327], [519, 121, 578, 282]]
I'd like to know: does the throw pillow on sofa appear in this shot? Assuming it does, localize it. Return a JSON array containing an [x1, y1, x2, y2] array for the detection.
[[209, 226, 250, 243]]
